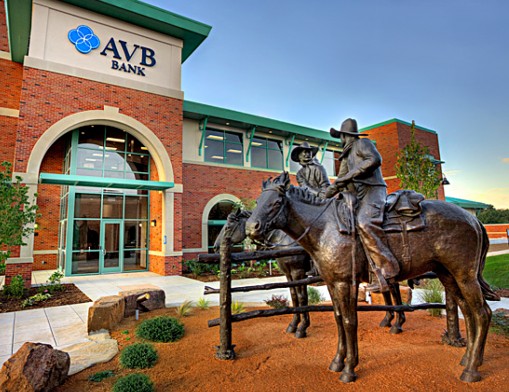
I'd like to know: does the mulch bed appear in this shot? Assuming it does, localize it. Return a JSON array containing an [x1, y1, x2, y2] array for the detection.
[[0, 284, 91, 313]]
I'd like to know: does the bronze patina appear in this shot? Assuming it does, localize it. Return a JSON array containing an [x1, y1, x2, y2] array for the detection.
[[246, 171, 498, 383], [291, 141, 330, 198]]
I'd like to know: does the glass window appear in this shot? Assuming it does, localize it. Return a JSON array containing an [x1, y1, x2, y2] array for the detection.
[[72, 220, 100, 250], [322, 150, 341, 176], [124, 221, 148, 249], [74, 194, 101, 219], [207, 200, 236, 253], [125, 195, 148, 219], [102, 195, 123, 218], [204, 129, 243, 166], [251, 137, 283, 170]]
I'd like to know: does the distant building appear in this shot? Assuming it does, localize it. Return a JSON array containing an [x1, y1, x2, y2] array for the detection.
[[445, 197, 491, 216], [0, 0, 444, 279]]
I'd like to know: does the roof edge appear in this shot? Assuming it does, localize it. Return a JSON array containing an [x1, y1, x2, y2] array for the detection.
[[360, 118, 437, 135]]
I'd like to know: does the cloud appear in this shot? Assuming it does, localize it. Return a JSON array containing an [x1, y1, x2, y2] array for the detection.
[[502, 158, 509, 164]]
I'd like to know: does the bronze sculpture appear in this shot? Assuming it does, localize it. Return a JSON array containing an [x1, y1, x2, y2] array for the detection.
[[292, 141, 330, 198], [214, 209, 312, 338], [325, 118, 399, 292], [246, 171, 498, 383]]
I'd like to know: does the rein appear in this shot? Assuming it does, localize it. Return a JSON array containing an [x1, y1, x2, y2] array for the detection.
[[259, 190, 336, 248]]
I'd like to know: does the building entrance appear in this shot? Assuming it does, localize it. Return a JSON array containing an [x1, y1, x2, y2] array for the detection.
[[101, 219, 123, 273]]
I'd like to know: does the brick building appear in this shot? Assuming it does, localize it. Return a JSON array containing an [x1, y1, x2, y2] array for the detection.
[[1, 0, 443, 282]]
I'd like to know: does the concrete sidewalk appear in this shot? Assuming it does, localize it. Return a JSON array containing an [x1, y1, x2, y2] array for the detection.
[[0, 248, 507, 367]]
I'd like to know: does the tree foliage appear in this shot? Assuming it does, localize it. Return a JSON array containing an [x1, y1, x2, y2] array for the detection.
[[0, 162, 38, 261], [477, 207, 509, 224], [396, 121, 442, 199]]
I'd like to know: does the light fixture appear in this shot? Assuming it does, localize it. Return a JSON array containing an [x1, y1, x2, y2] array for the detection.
[[105, 147, 118, 151], [207, 135, 224, 141], [106, 137, 125, 143], [252, 142, 263, 147], [441, 176, 450, 185], [141, 146, 148, 150], [226, 122, 230, 125], [34, 223, 39, 230], [150, 219, 157, 227], [227, 149, 242, 154], [211, 155, 224, 160]]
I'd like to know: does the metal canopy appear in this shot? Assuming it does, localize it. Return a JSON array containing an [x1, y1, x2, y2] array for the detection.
[[39, 173, 174, 191]]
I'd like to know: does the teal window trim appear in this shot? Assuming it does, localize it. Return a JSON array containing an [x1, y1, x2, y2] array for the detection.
[[204, 128, 244, 166], [250, 136, 284, 170], [285, 134, 296, 167], [319, 141, 329, 164], [198, 116, 208, 157], [40, 173, 173, 191], [245, 126, 256, 162], [208, 219, 227, 226]]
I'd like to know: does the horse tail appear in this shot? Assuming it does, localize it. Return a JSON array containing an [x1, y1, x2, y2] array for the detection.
[[477, 222, 500, 301]]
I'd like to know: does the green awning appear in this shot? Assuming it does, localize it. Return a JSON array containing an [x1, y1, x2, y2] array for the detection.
[[39, 173, 173, 191]]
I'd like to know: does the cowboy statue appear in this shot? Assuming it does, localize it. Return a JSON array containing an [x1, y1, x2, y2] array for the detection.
[[291, 141, 331, 198], [324, 118, 399, 292]]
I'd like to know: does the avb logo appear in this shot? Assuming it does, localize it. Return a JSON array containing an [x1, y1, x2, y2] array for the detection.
[[67, 25, 156, 77], [68, 25, 100, 54]]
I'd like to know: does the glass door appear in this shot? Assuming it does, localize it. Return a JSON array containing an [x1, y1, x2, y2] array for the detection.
[[100, 220, 123, 273]]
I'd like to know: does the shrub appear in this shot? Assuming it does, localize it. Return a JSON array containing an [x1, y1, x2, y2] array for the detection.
[[120, 343, 158, 369], [231, 301, 245, 314], [88, 370, 115, 382], [136, 316, 184, 343], [184, 259, 214, 276], [4, 275, 25, 299], [46, 270, 64, 293], [418, 279, 444, 317], [113, 373, 154, 392], [196, 297, 210, 310], [490, 310, 509, 337], [0, 263, 5, 275], [22, 292, 51, 308], [175, 300, 193, 317], [264, 294, 289, 309], [307, 287, 325, 305]]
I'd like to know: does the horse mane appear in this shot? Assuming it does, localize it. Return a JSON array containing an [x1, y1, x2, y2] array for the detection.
[[287, 185, 329, 206]]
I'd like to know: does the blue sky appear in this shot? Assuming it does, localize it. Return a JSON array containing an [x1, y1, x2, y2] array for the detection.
[[147, 0, 509, 208]]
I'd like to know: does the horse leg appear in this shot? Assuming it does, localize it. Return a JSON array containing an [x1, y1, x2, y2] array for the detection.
[[294, 281, 310, 338], [379, 290, 394, 328], [389, 283, 406, 334], [437, 272, 474, 366], [333, 281, 359, 383], [327, 284, 346, 373], [286, 284, 300, 334], [441, 287, 466, 347]]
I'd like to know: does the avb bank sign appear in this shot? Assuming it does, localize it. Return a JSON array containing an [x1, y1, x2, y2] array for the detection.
[[67, 25, 156, 77], [29, 0, 183, 94]]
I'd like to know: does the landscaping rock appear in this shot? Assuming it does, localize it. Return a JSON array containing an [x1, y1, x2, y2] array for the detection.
[[62, 330, 118, 375], [119, 288, 166, 317], [87, 295, 125, 333], [369, 285, 412, 305], [0, 342, 69, 392]]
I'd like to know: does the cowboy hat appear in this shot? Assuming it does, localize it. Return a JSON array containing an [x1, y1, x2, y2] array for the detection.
[[330, 118, 369, 138], [290, 141, 319, 163]]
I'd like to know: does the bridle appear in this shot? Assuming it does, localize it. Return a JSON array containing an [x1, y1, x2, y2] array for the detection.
[[256, 188, 336, 248]]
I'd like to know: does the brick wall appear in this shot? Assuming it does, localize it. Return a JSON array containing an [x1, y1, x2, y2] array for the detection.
[[4, 263, 32, 288], [0, 0, 9, 53], [0, 59, 22, 109], [484, 223, 509, 240]]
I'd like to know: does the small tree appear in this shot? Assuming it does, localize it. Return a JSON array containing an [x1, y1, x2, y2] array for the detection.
[[477, 207, 509, 224], [396, 121, 442, 199], [0, 162, 38, 262]]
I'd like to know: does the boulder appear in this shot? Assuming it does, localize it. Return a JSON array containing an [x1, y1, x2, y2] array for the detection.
[[119, 288, 166, 317], [87, 295, 125, 333], [369, 285, 412, 305], [0, 342, 69, 392], [62, 330, 118, 375]]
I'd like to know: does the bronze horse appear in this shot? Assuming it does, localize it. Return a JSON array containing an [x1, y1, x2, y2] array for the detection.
[[214, 209, 312, 338], [246, 172, 498, 383], [214, 209, 409, 336]]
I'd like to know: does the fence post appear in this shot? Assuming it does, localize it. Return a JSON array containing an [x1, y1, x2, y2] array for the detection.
[[216, 227, 235, 360]]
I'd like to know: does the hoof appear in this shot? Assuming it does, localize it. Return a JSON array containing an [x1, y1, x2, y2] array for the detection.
[[295, 330, 307, 339], [442, 333, 467, 347], [340, 371, 357, 383], [329, 360, 344, 373], [460, 370, 481, 383], [379, 319, 392, 328], [286, 325, 297, 334], [389, 326, 403, 334]]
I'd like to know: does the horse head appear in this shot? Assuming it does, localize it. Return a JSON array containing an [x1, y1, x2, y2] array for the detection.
[[213, 209, 252, 252], [246, 172, 291, 241]]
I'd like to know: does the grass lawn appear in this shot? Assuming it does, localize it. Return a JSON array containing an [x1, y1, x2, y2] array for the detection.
[[483, 253, 509, 289]]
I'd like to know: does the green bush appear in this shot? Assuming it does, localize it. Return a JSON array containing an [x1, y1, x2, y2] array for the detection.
[[307, 287, 325, 305], [418, 279, 444, 317], [22, 292, 51, 308], [113, 373, 154, 392], [490, 310, 509, 337], [264, 294, 289, 309], [119, 343, 158, 369], [183, 259, 215, 276], [4, 275, 25, 299], [88, 370, 115, 382], [0, 263, 5, 275], [231, 300, 245, 314], [196, 297, 210, 310], [136, 316, 184, 343]]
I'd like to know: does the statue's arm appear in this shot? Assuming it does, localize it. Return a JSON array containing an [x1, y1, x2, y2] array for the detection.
[[336, 139, 381, 183]]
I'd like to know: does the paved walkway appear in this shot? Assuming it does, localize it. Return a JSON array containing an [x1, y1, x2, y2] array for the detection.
[[0, 248, 507, 366]]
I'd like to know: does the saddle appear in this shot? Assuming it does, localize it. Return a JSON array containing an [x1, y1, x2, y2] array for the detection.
[[383, 190, 425, 232]]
